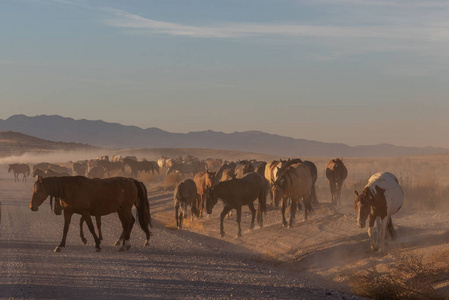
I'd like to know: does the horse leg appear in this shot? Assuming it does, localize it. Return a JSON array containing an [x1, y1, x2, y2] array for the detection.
[[175, 202, 180, 229], [236, 206, 242, 238], [81, 212, 101, 252], [95, 216, 103, 241], [117, 209, 134, 251], [337, 182, 343, 206], [114, 230, 125, 246], [378, 217, 388, 253], [289, 197, 298, 228], [79, 217, 87, 245], [55, 210, 74, 252], [179, 204, 184, 229], [219, 205, 232, 238], [281, 197, 288, 227], [248, 203, 256, 230]]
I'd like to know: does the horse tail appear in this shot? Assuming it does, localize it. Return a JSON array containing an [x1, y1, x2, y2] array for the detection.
[[134, 180, 153, 231], [387, 217, 396, 240], [310, 184, 319, 207]]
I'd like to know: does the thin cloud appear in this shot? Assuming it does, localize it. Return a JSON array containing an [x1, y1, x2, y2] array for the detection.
[[103, 7, 435, 41]]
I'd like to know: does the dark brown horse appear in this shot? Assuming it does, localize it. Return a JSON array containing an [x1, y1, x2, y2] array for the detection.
[[194, 171, 215, 217], [272, 162, 313, 227], [30, 176, 152, 252], [326, 158, 348, 205], [205, 172, 267, 238], [123, 158, 159, 177], [8, 163, 30, 182], [173, 179, 198, 229]]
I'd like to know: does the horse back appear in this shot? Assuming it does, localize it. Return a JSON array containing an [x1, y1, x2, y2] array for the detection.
[[286, 163, 313, 197], [367, 172, 404, 216]]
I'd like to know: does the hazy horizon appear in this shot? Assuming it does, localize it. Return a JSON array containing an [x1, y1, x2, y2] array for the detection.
[[2, 1, 448, 148]]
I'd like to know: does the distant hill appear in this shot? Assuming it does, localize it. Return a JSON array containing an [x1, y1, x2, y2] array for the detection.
[[0, 114, 447, 157], [0, 131, 97, 157]]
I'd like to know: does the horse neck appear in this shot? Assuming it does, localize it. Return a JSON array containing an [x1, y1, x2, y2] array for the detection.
[[43, 177, 67, 198]]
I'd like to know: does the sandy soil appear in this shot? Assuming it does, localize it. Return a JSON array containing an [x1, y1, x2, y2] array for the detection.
[[0, 167, 360, 300], [2, 161, 449, 299]]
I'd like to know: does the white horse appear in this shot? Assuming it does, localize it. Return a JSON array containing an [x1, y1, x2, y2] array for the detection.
[[354, 172, 403, 252]]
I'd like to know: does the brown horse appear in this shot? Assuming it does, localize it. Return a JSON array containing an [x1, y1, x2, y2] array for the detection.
[[87, 166, 105, 179], [326, 158, 348, 205], [234, 160, 255, 179], [205, 172, 267, 238], [204, 159, 223, 172], [72, 160, 88, 176], [272, 162, 313, 227], [33, 162, 69, 174], [8, 163, 30, 182], [30, 176, 152, 252], [174, 179, 199, 229], [193, 171, 216, 217], [123, 158, 159, 177]]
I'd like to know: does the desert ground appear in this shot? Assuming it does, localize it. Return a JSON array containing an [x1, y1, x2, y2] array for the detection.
[[2, 150, 449, 299]]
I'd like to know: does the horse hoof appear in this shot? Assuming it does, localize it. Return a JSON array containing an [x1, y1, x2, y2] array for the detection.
[[54, 246, 62, 253], [81, 238, 87, 245], [126, 245, 131, 251], [282, 221, 288, 228], [236, 233, 242, 238], [143, 240, 150, 247], [288, 223, 293, 228], [114, 240, 121, 246], [220, 232, 225, 238], [95, 247, 101, 252]]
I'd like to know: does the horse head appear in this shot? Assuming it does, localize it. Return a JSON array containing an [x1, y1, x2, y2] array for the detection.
[[30, 176, 49, 211], [354, 188, 375, 228], [271, 178, 285, 207]]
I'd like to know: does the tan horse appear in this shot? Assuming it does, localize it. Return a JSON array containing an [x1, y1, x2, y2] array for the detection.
[[326, 158, 348, 205], [193, 171, 216, 217], [30, 176, 152, 252], [264, 161, 281, 205], [272, 163, 313, 227]]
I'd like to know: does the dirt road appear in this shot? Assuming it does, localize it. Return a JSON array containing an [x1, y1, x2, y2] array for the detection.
[[0, 169, 360, 300]]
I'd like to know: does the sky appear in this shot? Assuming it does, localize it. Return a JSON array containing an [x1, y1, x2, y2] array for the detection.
[[1, 0, 449, 148]]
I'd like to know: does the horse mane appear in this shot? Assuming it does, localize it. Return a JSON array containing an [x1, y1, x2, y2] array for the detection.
[[42, 176, 88, 198]]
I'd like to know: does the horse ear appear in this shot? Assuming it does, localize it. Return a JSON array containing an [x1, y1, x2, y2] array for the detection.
[[38, 176, 43, 183], [354, 190, 359, 197]]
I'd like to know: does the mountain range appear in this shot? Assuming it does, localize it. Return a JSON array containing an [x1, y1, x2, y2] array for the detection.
[[0, 114, 446, 157]]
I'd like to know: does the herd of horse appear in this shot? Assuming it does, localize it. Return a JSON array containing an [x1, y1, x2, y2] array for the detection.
[[8, 154, 403, 253]]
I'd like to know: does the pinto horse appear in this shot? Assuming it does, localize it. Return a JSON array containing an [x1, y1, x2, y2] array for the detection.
[[326, 158, 348, 205], [205, 172, 267, 238], [8, 163, 30, 183], [272, 162, 313, 228], [30, 176, 152, 252], [354, 172, 403, 252]]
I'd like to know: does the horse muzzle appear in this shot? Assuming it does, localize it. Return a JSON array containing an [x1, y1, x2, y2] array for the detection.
[[30, 206, 38, 212]]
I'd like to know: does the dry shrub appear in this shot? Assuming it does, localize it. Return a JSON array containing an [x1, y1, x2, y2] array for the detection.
[[349, 252, 444, 299]]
